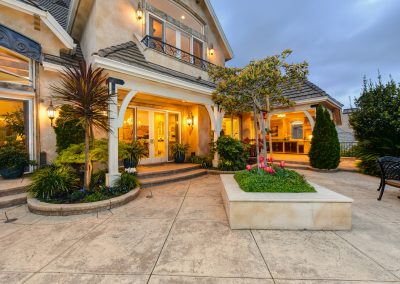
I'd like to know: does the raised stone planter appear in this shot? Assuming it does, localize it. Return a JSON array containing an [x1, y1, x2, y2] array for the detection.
[[27, 187, 140, 216], [220, 175, 353, 230]]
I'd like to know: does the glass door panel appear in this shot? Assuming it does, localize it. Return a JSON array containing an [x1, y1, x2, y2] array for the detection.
[[168, 113, 180, 160], [181, 33, 191, 63], [193, 38, 203, 66], [154, 112, 166, 158], [119, 108, 135, 144], [136, 110, 150, 158], [149, 16, 164, 52], [165, 25, 176, 57]]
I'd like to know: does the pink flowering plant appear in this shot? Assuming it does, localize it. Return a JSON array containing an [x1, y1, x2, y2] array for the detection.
[[234, 161, 315, 193]]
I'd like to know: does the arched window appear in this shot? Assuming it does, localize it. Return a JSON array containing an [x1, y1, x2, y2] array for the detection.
[[0, 47, 32, 86]]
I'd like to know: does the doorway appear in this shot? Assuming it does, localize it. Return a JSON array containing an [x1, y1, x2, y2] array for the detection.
[[120, 107, 181, 165]]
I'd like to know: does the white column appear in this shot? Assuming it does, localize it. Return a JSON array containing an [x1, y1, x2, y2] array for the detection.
[[303, 110, 315, 130], [106, 84, 121, 186]]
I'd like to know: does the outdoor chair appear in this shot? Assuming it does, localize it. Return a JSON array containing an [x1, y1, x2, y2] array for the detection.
[[377, 156, 400, 200]]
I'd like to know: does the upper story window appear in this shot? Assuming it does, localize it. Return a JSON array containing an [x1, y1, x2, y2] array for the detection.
[[144, 0, 209, 69], [0, 47, 32, 86]]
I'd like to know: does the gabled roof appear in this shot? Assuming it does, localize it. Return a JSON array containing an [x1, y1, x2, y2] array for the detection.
[[18, 0, 71, 30], [283, 80, 343, 107], [96, 41, 216, 89], [204, 0, 233, 61]]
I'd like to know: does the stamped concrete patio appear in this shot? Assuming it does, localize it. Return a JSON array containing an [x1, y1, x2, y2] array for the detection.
[[0, 171, 400, 284]]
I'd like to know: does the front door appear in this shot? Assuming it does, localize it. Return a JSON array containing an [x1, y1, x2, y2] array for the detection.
[[136, 109, 166, 164]]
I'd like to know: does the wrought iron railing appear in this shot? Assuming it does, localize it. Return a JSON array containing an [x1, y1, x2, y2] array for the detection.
[[340, 141, 358, 157], [141, 35, 214, 71]]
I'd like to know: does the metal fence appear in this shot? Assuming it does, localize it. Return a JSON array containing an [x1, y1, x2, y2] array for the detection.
[[340, 142, 358, 157]]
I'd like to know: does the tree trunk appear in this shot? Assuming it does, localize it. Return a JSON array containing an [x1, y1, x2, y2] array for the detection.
[[266, 95, 273, 160], [260, 111, 267, 165], [84, 123, 91, 190], [253, 104, 260, 169]]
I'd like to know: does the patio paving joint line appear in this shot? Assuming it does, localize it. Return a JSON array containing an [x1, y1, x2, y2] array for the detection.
[[20, 215, 113, 284], [146, 180, 192, 284], [333, 231, 400, 281], [250, 229, 276, 283]]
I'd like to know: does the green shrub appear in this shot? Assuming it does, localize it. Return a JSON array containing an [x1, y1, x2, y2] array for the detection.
[[90, 169, 107, 190], [114, 172, 139, 193], [0, 139, 33, 170], [189, 155, 212, 168], [28, 165, 79, 200], [309, 105, 340, 169], [84, 191, 106, 202], [234, 167, 315, 193], [349, 77, 400, 175], [216, 136, 249, 171], [53, 105, 85, 153]]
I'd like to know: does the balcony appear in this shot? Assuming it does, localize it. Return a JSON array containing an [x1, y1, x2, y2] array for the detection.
[[141, 35, 214, 71]]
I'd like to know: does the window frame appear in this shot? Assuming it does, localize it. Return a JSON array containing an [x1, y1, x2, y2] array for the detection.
[[146, 11, 205, 61], [0, 46, 33, 87], [291, 121, 304, 140]]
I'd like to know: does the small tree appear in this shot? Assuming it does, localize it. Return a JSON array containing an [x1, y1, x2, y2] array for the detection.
[[210, 50, 308, 168], [309, 105, 340, 169], [349, 76, 400, 175], [53, 105, 85, 153], [51, 62, 110, 190]]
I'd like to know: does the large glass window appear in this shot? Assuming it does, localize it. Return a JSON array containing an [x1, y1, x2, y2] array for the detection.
[[222, 116, 241, 139], [0, 99, 28, 147], [147, 0, 203, 34], [291, 121, 303, 139], [0, 47, 31, 86]]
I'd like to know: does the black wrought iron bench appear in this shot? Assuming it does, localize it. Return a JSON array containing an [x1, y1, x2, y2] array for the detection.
[[377, 156, 400, 200]]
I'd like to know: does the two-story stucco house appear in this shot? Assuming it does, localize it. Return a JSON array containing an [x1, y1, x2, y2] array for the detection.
[[0, 0, 343, 184]]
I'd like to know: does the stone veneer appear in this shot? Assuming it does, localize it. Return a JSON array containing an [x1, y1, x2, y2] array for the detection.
[[220, 175, 353, 230]]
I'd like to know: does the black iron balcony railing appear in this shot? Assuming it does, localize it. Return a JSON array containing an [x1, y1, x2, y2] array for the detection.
[[141, 35, 214, 71]]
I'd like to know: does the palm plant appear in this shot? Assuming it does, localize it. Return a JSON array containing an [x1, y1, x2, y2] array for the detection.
[[51, 62, 110, 190]]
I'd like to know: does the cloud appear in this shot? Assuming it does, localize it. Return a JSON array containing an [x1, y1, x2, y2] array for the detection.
[[210, 0, 400, 107]]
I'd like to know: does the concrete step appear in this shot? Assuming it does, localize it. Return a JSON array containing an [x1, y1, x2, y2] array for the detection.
[[137, 164, 202, 179], [139, 169, 207, 188], [0, 186, 27, 198], [0, 193, 27, 209]]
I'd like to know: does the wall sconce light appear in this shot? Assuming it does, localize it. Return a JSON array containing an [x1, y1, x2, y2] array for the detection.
[[186, 112, 194, 128], [209, 44, 214, 56], [137, 1, 143, 20], [47, 100, 56, 126]]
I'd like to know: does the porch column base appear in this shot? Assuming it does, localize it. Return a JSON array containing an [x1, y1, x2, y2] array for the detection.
[[212, 152, 219, 168], [106, 173, 121, 187]]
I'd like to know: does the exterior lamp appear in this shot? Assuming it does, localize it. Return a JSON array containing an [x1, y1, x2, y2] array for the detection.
[[136, 1, 143, 20], [186, 112, 194, 128], [47, 100, 55, 126], [209, 44, 214, 56]]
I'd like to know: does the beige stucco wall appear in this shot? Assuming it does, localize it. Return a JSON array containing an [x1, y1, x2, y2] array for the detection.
[[0, 5, 67, 55]]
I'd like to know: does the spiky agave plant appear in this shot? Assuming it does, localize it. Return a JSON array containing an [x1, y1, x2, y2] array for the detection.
[[51, 62, 110, 190]]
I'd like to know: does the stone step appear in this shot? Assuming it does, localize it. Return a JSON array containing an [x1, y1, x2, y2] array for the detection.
[[139, 169, 207, 188], [137, 164, 202, 179], [0, 186, 27, 198], [0, 193, 27, 209]]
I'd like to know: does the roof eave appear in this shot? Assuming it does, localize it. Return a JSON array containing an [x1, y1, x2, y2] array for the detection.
[[204, 0, 234, 61], [0, 0, 75, 49]]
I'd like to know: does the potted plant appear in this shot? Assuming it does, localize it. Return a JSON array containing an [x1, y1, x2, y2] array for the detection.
[[171, 143, 189, 163], [0, 139, 35, 179], [121, 141, 148, 169]]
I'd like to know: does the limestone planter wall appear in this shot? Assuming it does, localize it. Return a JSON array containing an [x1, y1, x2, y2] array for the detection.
[[28, 188, 140, 216], [220, 175, 353, 230]]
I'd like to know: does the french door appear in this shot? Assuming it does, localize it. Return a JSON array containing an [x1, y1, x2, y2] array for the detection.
[[136, 108, 181, 165]]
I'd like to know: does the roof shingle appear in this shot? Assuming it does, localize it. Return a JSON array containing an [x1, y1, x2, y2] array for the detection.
[[96, 41, 216, 89]]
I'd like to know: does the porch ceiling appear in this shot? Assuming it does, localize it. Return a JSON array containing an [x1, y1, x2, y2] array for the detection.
[[118, 92, 197, 108]]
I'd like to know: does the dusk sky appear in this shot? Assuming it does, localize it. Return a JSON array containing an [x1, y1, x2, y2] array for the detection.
[[210, 0, 400, 108]]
